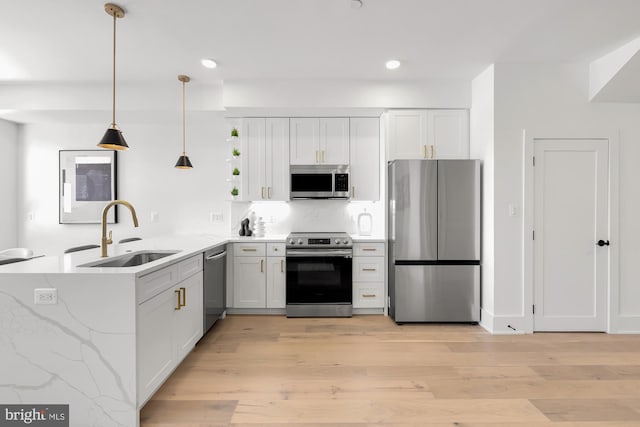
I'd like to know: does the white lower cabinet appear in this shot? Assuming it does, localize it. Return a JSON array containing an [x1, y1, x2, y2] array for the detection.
[[137, 254, 203, 405], [352, 242, 385, 309], [232, 242, 286, 309]]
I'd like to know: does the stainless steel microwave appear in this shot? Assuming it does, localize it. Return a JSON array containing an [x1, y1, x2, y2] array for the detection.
[[290, 165, 350, 199]]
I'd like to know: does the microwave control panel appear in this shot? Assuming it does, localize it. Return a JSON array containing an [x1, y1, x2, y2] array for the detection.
[[334, 174, 349, 192]]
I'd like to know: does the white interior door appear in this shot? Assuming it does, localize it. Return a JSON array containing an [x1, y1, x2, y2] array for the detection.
[[533, 139, 609, 331]]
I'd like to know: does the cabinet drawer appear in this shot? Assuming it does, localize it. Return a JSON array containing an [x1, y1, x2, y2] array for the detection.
[[177, 253, 203, 282], [235, 243, 266, 257], [353, 257, 385, 282], [353, 282, 384, 308], [267, 243, 286, 257], [137, 264, 179, 304], [353, 242, 385, 256]]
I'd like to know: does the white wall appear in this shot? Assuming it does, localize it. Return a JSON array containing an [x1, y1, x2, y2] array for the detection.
[[491, 62, 640, 333], [470, 65, 495, 326], [0, 119, 18, 249], [17, 114, 231, 255]]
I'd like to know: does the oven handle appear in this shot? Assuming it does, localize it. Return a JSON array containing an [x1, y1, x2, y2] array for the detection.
[[286, 249, 353, 258]]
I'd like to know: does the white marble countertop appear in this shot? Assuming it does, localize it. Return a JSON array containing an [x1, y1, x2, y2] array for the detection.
[[0, 233, 383, 275]]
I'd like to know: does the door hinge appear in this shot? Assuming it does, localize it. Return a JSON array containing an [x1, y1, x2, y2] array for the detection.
[[532, 304, 535, 314], [533, 156, 536, 166]]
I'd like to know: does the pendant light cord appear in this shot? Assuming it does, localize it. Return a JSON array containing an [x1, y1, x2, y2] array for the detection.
[[182, 80, 186, 155], [111, 11, 117, 128]]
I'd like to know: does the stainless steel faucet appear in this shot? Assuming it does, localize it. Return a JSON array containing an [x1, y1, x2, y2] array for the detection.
[[101, 200, 139, 257]]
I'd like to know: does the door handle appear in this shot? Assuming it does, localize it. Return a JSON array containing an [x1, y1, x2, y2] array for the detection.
[[180, 287, 186, 308], [280, 259, 284, 273], [596, 240, 610, 247], [260, 259, 264, 273], [430, 145, 434, 159], [174, 289, 181, 310], [261, 186, 265, 199], [322, 150, 325, 162], [423, 145, 427, 159]]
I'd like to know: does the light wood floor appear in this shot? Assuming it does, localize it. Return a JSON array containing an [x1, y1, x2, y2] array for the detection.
[[140, 315, 640, 426]]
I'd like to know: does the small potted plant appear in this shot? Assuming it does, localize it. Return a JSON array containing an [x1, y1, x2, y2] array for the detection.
[[230, 127, 239, 138], [230, 186, 239, 199], [232, 148, 240, 158], [232, 168, 240, 179]]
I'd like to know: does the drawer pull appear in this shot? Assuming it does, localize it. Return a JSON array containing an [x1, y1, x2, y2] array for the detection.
[[362, 248, 377, 252], [260, 259, 264, 273], [362, 268, 377, 272], [280, 259, 284, 273], [242, 248, 257, 252], [362, 293, 377, 298]]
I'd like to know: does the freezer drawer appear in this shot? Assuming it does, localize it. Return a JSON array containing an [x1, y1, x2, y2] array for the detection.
[[392, 265, 479, 323]]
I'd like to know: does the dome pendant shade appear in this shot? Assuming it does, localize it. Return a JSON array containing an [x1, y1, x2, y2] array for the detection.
[[175, 74, 193, 169], [175, 154, 193, 169], [98, 127, 129, 150], [99, 3, 129, 150]]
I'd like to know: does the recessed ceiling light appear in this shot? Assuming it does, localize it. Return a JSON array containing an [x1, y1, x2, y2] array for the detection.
[[385, 59, 401, 70], [201, 58, 217, 69]]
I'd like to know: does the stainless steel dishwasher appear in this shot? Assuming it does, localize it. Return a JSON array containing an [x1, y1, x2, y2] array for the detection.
[[203, 245, 226, 334]]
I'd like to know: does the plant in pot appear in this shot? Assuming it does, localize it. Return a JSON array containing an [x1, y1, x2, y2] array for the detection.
[[230, 127, 239, 138], [232, 148, 240, 158], [230, 186, 239, 199]]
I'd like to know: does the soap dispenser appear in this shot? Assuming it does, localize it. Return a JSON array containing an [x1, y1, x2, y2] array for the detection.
[[357, 209, 373, 236]]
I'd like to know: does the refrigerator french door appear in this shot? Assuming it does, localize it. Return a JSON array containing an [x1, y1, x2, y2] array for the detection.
[[388, 159, 480, 323]]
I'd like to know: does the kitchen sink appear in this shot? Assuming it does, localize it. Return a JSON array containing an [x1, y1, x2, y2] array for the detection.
[[78, 250, 180, 268]]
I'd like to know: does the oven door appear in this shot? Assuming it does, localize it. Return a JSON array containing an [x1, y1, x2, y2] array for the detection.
[[286, 249, 352, 304]]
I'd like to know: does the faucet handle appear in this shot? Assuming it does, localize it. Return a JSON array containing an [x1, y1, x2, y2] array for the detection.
[[107, 230, 113, 244]]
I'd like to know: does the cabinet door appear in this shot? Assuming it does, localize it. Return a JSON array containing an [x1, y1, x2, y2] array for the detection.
[[428, 110, 469, 159], [174, 271, 204, 362], [137, 286, 177, 405], [320, 118, 350, 164], [290, 118, 319, 165], [242, 118, 267, 200], [265, 118, 290, 200], [387, 110, 428, 160], [233, 256, 266, 308], [266, 256, 286, 308], [349, 117, 379, 201]]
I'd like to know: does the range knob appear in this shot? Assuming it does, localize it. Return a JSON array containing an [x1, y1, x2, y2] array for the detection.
[[343, 239, 349, 244], [288, 239, 295, 245], [297, 238, 304, 245], [334, 239, 341, 244]]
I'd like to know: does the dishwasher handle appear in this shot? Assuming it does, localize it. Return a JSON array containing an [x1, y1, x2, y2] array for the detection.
[[205, 251, 227, 261]]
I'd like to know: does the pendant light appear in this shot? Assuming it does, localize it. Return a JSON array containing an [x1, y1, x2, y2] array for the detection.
[[175, 75, 193, 169], [98, 3, 129, 150]]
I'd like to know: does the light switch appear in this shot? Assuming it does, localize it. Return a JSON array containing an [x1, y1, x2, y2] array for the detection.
[[150, 211, 159, 223]]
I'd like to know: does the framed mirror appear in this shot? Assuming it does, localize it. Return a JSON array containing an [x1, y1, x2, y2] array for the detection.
[[59, 150, 118, 224]]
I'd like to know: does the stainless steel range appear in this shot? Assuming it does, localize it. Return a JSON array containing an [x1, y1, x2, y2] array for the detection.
[[286, 232, 353, 317]]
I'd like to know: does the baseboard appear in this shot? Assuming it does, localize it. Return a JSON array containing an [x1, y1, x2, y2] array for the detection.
[[610, 315, 640, 333], [481, 309, 527, 334]]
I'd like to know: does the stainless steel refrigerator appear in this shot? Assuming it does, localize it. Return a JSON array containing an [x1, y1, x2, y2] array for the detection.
[[388, 159, 480, 323]]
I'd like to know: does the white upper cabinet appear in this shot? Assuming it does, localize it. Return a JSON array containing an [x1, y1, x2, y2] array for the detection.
[[387, 109, 469, 160], [349, 117, 380, 201], [290, 118, 349, 165], [242, 118, 289, 201], [428, 109, 469, 159]]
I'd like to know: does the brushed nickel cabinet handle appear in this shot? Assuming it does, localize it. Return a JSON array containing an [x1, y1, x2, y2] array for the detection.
[[362, 293, 377, 298], [280, 259, 284, 273], [362, 248, 377, 252], [362, 268, 377, 272], [316, 150, 319, 163], [242, 248, 257, 252], [431, 145, 434, 159], [260, 259, 264, 273], [261, 186, 265, 199]]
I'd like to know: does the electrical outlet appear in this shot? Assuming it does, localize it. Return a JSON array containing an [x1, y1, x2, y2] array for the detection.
[[34, 288, 57, 305], [150, 211, 159, 223], [210, 212, 223, 222]]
